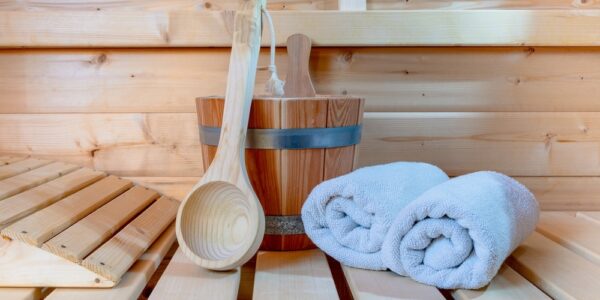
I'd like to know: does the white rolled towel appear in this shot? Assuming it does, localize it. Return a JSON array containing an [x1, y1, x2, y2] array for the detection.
[[381, 171, 539, 289], [301, 162, 449, 270]]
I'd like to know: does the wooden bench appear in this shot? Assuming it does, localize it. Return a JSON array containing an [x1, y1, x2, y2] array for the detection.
[[2, 157, 600, 299]]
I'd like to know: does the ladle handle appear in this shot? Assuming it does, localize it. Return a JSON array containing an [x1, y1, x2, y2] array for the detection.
[[215, 0, 266, 166], [284, 34, 316, 97]]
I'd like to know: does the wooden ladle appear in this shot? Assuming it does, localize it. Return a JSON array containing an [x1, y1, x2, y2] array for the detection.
[[176, 0, 266, 271]]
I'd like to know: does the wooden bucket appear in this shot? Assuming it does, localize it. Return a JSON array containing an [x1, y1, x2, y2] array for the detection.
[[196, 96, 365, 251]]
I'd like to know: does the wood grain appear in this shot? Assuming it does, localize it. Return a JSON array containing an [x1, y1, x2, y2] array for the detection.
[[253, 250, 338, 300], [149, 248, 241, 300], [43, 186, 159, 263], [0, 162, 79, 200], [342, 266, 444, 300], [452, 264, 550, 300], [83, 196, 178, 282], [324, 98, 361, 180], [1, 176, 132, 246], [0, 168, 106, 229], [507, 232, 600, 300], [0, 158, 51, 180], [283, 34, 316, 98]]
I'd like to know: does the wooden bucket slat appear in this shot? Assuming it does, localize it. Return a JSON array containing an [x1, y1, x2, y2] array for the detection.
[[0, 162, 79, 201], [452, 265, 550, 300], [0, 168, 106, 229], [537, 212, 600, 265], [324, 98, 362, 180], [148, 248, 241, 300], [47, 224, 176, 300], [507, 231, 600, 299], [0, 158, 51, 181], [253, 250, 338, 300], [43, 186, 159, 263], [1, 176, 132, 246], [82, 196, 178, 282], [343, 265, 444, 300]]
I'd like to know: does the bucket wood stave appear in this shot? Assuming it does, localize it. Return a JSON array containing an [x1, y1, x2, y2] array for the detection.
[[197, 96, 364, 251]]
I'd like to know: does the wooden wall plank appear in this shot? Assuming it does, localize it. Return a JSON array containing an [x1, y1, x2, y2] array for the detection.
[[3, 10, 600, 47], [1, 176, 132, 246], [253, 250, 338, 300], [342, 266, 444, 300], [46, 224, 176, 300], [536, 212, 600, 265], [149, 248, 240, 300], [507, 232, 600, 300], [4, 47, 600, 114], [452, 264, 550, 300]]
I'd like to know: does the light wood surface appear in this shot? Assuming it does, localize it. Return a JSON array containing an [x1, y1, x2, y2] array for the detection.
[[577, 211, 600, 225], [0, 162, 79, 200], [283, 34, 316, 98], [0, 158, 50, 180], [342, 266, 444, 300], [452, 264, 550, 300], [537, 212, 600, 265], [0, 168, 106, 229], [337, 0, 366, 11], [253, 250, 338, 300], [43, 186, 159, 263], [1, 175, 132, 246], [4, 10, 600, 47], [0, 156, 26, 165], [83, 196, 178, 282], [46, 224, 176, 300], [507, 231, 600, 300], [149, 248, 241, 300], [176, 0, 266, 271]]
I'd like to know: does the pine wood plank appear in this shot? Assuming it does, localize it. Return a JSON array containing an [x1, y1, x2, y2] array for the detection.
[[0, 156, 26, 165], [342, 266, 444, 300], [43, 186, 159, 263], [577, 211, 600, 225], [452, 264, 550, 300], [324, 98, 361, 180], [0, 162, 79, 201], [148, 248, 240, 300], [3, 10, 600, 47], [537, 212, 600, 265], [124, 177, 198, 201], [46, 224, 176, 300], [7, 47, 600, 114], [0, 288, 42, 300], [507, 231, 600, 300], [253, 250, 338, 300], [280, 99, 327, 215], [0, 168, 106, 229], [0, 158, 51, 180], [1, 175, 132, 246], [82, 196, 178, 282]]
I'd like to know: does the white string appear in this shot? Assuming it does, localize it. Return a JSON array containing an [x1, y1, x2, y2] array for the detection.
[[262, 8, 285, 96]]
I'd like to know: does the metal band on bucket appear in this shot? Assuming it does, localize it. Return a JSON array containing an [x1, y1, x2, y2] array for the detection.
[[265, 215, 305, 235], [199, 125, 362, 149]]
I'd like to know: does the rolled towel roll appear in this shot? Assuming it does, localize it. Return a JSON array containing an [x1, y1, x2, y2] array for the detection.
[[381, 171, 539, 289], [301, 162, 449, 270]]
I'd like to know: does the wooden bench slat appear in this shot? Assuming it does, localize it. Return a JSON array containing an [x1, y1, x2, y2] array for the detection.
[[82, 196, 178, 282], [577, 211, 600, 226], [0, 156, 27, 165], [452, 264, 550, 300], [0, 158, 51, 180], [253, 250, 338, 300], [46, 223, 176, 300], [342, 266, 443, 300], [43, 186, 159, 263], [507, 231, 600, 300], [0, 162, 79, 201], [537, 211, 600, 265], [1, 175, 132, 246], [148, 249, 241, 300], [0, 168, 105, 229]]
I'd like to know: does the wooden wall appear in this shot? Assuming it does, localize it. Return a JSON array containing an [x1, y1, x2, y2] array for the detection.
[[2, 2, 600, 210]]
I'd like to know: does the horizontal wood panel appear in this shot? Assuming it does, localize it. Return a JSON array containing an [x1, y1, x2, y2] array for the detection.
[[4, 112, 600, 176], [0, 0, 596, 12], [3, 47, 600, 113], [2, 10, 600, 47]]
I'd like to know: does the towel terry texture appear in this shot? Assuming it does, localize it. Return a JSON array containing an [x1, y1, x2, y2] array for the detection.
[[381, 171, 539, 289], [301, 162, 449, 270]]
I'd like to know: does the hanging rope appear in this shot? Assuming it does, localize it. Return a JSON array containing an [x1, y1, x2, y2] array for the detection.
[[262, 8, 285, 97]]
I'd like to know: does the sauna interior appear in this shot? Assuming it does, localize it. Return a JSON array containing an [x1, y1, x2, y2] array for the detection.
[[1, 0, 600, 299]]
